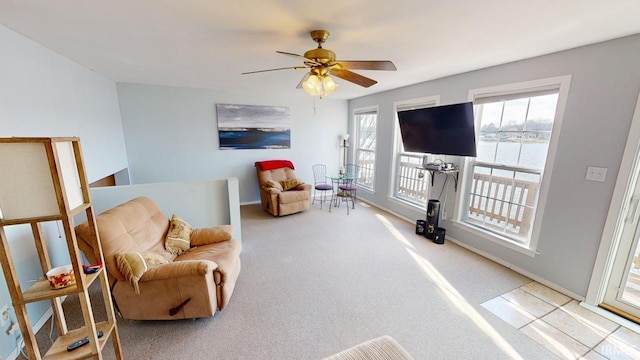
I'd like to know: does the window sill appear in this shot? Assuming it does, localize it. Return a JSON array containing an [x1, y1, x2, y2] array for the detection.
[[451, 219, 538, 258]]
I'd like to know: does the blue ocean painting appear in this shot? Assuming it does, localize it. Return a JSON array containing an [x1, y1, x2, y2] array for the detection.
[[216, 104, 291, 149]]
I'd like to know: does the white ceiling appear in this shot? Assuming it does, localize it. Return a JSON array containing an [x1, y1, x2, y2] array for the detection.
[[2, 1, 640, 100]]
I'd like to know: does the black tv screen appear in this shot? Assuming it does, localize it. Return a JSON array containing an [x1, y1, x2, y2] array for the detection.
[[397, 102, 477, 157]]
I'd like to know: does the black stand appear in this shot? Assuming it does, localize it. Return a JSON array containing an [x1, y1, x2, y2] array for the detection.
[[425, 169, 459, 191], [425, 199, 440, 240]]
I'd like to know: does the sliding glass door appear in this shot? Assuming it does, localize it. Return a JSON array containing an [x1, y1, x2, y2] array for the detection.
[[602, 186, 640, 320], [599, 92, 640, 322], [618, 242, 640, 308]]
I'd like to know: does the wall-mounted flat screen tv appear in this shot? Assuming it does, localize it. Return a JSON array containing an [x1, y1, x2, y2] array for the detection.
[[397, 102, 477, 157]]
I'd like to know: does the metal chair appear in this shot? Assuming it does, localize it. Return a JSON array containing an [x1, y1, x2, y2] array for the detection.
[[339, 164, 359, 209], [329, 176, 355, 214], [312, 164, 333, 209]]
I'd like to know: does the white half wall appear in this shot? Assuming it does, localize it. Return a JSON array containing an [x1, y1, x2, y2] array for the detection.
[[86, 178, 242, 242]]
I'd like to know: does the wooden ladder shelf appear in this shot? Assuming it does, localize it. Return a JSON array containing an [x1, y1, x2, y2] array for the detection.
[[0, 137, 123, 359]]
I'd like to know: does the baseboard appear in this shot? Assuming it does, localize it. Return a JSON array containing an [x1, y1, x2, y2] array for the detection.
[[445, 236, 584, 301], [359, 200, 415, 224], [6, 306, 54, 360]]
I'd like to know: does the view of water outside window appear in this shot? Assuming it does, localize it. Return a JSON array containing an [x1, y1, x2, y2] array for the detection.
[[355, 111, 377, 189], [466, 93, 559, 243]]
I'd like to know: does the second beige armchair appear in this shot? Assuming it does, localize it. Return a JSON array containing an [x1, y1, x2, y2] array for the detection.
[[255, 160, 312, 216]]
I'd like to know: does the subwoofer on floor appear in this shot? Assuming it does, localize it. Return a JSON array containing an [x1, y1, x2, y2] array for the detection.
[[425, 199, 440, 240]]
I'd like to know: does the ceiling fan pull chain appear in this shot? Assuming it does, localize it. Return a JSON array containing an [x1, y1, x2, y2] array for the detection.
[[313, 96, 317, 115]]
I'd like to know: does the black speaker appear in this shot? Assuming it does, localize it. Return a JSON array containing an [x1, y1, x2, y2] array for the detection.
[[434, 227, 446, 244], [425, 199, 440, 240]]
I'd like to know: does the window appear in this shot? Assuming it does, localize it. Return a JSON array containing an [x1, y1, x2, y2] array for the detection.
[[392, 97, 439, 206], [354, 108, 378, 190], [458, 77, 570, 248]]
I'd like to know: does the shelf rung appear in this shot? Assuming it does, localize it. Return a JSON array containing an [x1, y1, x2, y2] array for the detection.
[[0, 215, 61, 226], [0, 203, 90, 226], [69, 202, 91, 217]]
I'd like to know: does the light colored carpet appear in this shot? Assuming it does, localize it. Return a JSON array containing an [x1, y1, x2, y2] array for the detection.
[[25, 202, 559, 359]]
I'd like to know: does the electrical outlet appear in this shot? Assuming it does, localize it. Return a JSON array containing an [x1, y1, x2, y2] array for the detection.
[[0, 305, 9, 326], [442, 211, 448, 220]]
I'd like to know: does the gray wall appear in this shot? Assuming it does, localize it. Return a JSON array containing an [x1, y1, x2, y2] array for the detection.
[[116, 83, 348, 203], [349, 34, 640, 297], [0, 25, 128, 359]]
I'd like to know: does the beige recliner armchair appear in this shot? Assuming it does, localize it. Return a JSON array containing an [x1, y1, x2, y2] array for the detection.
[[74, 196, 241, 320], [255, 160, 312, 216]]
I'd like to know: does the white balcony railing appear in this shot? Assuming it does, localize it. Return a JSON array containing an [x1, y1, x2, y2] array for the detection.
[[394, 160, 537, 240], [466, 172, 537, 239], [395, 156, 430, 205]]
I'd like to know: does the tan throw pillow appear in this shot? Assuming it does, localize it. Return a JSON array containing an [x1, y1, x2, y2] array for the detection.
[[280, 178, 303, 191], [165, 214, 193, 255], [264, 179, 283, 191], [115, 252, 169, 294]]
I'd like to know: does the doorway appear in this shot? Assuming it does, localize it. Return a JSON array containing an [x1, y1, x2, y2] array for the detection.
[[587, 93, 640, 323], [601, 165, 640, 321]]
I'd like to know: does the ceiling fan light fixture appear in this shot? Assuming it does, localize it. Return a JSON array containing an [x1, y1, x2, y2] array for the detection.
[[302, 73, 338, 98], [322, 75, 338, 96], [302, 74, 322, 96]]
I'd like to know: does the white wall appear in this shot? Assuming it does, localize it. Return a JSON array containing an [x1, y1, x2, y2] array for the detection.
[[349, 34, 640, 298], [0, 29, 127, 183], [0, 25, 128, 359], [116, 83, 348, 203]]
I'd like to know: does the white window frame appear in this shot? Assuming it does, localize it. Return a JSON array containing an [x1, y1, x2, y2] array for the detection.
[[389, 96, 440, 208], [353, 106, 379, 192], [453, 75, 572, 255]]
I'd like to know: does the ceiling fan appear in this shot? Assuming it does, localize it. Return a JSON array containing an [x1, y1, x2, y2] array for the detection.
[[241, 30, 397, 97]]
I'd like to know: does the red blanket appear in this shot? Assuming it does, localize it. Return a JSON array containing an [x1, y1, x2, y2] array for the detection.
[[255, 160, 295, 171]]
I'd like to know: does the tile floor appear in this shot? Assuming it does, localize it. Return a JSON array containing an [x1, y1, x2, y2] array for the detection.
[[482, 281, 640, 360]]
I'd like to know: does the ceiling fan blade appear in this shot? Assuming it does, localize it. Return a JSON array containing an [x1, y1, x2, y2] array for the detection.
[[276, 51, 322, 66], [329, 68, 377, 88], [332, 60, 397, 71], [241, 66, 308, 75]]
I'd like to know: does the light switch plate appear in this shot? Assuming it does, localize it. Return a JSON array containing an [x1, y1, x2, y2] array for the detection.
[[586, 166, 607, 182]]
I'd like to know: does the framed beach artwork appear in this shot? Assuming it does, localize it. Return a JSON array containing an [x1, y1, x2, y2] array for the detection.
[[216, 104, 291, 150]]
